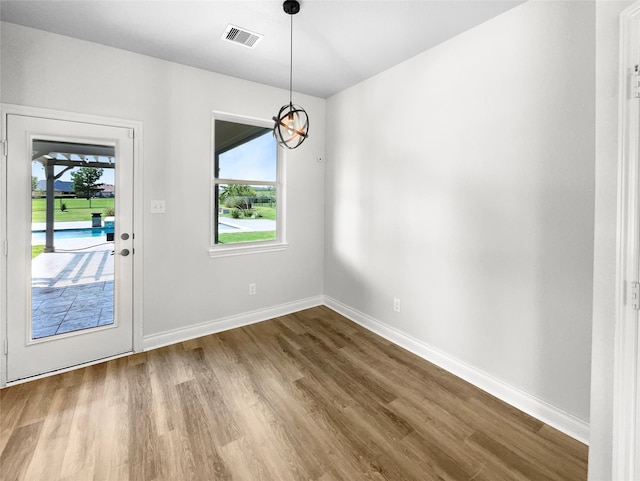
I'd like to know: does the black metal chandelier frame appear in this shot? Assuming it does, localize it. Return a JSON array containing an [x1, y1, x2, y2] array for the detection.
[[273, 0, 309, 150]]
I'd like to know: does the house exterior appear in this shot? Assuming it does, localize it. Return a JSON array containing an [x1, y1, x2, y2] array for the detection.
[[97, 183, 114, 197], [34, 179, 74, 196]]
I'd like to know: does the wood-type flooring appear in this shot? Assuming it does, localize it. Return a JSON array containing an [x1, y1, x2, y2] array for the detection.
[[0, 306, 588, 480]]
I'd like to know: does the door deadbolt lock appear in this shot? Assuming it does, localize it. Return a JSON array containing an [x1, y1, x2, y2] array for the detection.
[[120, 249, 130, 257], [121, 233, 130, 240]]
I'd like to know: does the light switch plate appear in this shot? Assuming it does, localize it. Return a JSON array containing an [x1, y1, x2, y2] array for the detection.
[[150, 200, 166, 214]]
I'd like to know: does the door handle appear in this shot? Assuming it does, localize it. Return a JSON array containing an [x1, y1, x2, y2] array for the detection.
[[120, 249, 130, 257]]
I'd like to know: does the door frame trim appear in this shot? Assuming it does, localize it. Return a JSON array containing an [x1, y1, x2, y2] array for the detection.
[[0, 104, 144, 388], [613, 4, 640, 479]]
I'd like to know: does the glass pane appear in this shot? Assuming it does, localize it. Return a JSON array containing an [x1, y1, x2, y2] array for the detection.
[[215, 183, 277, 244], [31, 141, 116, 339], [215, 120, 276, 182]]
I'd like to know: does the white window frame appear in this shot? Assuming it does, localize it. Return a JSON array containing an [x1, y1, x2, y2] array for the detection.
[[209, 111, 286, 258]]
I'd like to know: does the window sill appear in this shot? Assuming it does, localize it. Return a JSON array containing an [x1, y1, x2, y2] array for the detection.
[[208, 241, 288, 258]]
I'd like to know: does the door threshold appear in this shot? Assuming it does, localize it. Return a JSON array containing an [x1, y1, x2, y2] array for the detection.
[[3, 350, 133, 388]]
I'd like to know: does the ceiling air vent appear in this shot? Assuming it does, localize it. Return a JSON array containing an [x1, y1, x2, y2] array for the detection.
[[222, 24, 263, 48]]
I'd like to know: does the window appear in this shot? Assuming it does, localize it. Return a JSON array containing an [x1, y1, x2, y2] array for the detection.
[[211, 114, 284, 256]]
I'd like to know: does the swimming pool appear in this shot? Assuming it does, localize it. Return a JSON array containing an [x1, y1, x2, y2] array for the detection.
[[31, 224, 238, 244], [32, 228, 113, 244], [219, 222, 239, 232]]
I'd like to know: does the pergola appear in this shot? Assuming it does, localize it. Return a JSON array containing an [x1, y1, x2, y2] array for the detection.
[[32, 140, 115, 253]]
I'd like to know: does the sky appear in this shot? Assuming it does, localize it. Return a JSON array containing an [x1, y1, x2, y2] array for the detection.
[[218, 131, 276, 182]]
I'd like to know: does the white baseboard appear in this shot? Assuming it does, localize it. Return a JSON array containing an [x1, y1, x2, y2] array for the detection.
[[323, 296, 590, 445], [142, 296, 324, 351]]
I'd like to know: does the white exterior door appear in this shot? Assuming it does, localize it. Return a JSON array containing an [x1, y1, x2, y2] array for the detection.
[[5, 114, 135, 382]]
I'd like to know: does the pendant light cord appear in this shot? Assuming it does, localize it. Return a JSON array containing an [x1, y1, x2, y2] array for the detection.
[[289, 12, 293, 106]]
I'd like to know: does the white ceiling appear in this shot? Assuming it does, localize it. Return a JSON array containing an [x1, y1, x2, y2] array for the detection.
[[0, 0, 525, 99]]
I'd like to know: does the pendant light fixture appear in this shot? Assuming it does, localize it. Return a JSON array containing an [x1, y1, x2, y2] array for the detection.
[[273, 0, 309, 149]]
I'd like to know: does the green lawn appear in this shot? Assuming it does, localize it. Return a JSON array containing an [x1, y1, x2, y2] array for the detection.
[[32, 198, 114, 223], [253, 206, 276, 220], [32, 245, 45, 259], [32, 198, 275, 246], [218, 231, 276, 244]]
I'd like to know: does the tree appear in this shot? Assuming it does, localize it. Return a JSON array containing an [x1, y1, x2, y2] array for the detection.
[[31, 176, 38, 191], [220, 184, 257, 210], [220, 184, 257, 203], [71, 167, 104, 207]]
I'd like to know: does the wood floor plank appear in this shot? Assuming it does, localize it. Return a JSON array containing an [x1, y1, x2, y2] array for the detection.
[[182, 347, 241, 447], [0, 421, 45, 481], [221, 436, 273, 481], [127, 362, 159, 481], [0, 306, 588, 480], [0, 385, 30, 454], [91, 401, 129, 481], [176, 379, 231, 480], [22, 385, 79, 481]]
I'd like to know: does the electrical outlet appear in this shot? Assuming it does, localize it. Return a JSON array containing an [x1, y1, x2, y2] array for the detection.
[[249, 283, 256, 295], [393, 298, 401, 313]]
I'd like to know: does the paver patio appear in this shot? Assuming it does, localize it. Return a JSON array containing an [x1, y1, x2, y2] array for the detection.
[[31, 236, 114, 339]]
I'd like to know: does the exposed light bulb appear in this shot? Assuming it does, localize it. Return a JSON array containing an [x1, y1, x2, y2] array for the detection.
[[286, 114, 294, 135]]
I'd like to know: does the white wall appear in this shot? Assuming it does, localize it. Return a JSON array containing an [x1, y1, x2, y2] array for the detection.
[[325, 0, 595, 424], [1, 22, 326, 339], [590, 1, 633, 479]]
